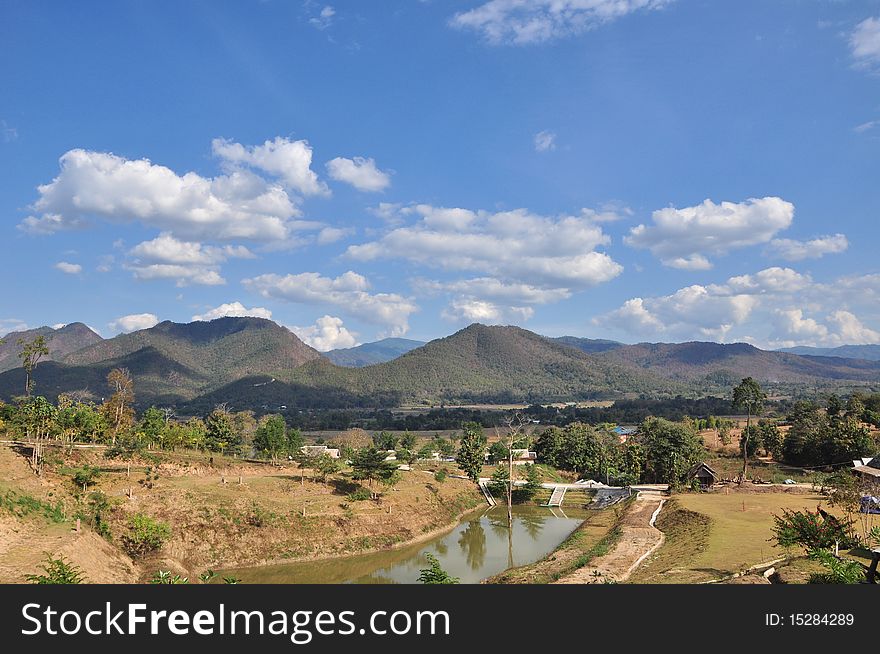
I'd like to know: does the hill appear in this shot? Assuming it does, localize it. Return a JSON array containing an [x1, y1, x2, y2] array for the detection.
[[186, 324, 682, 412], [777, 344, 880, 361], [0, 317, 321, 404], [599, 341, 880, 390], [551, 336, 624, 354], [323, 338, 425, 367], [0, 323, 102, 373]]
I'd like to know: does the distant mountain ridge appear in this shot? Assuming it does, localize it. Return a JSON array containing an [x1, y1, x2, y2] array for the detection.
[[0, 323, 103, 373], [777, 344, 880, 361], [1, 318, 879, 409], [324, 338, 425, 367]]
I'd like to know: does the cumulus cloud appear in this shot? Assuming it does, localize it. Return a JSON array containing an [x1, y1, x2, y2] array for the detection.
[[594, 267, 880, 348], [54, 261, 82, 275], [767, 234, 848, 261], [290, 315, 358, 351], [20, 141, 327, 242], [441, 298, 534, 324], [534, 130, 557, 152], [851, 16, 880, 69], [316, 226, 354, 244], [125, 233, 254, 286], [0, 318, 29, 336], [191, 302, 273, 322], [243, 270, 417, 336], [349, 204, 621, 323], [326, 157, 391, 192], [625, 197, 794, 269], [450, 0, 673, 45], [109, 313, 159, 334], [212, 136, 328, 197]]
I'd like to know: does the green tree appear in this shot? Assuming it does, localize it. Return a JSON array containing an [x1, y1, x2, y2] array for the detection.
[[350, 447, 396, 487], [17, 335, 50, 397], [517, 463, 542, 503], [399, 431, 417, 451], [122, 513, 171, 558], [417, 553, 459, 584], [639, 417, 704, 487], [488, 464, 510, 498], [313, 452, 341, 484], [205, 407, 240, 454], [71, 465, 101, 493], [758, 420, 783, 460], [487, 440, 509, 464], [139, 406, 166, 448], [732, 377, 766, 481], [253, 414, 287, 460], [456, 423, 486, 483]]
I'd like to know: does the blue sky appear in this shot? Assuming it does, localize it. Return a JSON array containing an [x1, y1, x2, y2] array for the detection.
[[2, 0, 880, 351]]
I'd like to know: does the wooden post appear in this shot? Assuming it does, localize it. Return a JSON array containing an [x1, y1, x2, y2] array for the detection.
[[128, 487, 133, 499], [238, 476, 243, 486], [75, 518, 81, 533], [127, 462, 130, 479]]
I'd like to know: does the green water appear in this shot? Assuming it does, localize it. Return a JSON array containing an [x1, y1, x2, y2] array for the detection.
[[222, 505, 588, 584]]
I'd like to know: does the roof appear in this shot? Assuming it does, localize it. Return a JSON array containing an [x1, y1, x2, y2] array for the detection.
[[687, 461, 719, 480], [855, 464, 880, 478]]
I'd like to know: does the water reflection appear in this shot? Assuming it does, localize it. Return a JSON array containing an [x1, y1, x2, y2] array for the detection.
[[220, 505, 589, 584], [457, 520, 487, 570]]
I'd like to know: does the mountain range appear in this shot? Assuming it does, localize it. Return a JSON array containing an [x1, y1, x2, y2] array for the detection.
[[323, 338, 425, 367], [0, 323, 103, 373], [0, 318, 878, 411], [777, 344, 880, 361]]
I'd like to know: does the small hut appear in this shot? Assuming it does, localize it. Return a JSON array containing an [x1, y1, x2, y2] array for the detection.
[[688, 462, 718, 489]]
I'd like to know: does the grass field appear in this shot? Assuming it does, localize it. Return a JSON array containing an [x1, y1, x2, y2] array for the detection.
[[629, 491, 827, 584]]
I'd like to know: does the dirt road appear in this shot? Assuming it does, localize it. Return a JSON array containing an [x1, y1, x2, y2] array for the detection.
[[554, 490, 665, 584]]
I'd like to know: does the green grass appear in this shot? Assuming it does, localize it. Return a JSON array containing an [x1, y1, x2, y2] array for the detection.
[[628, 492, 827, 583], [0, 489, 66, 523]]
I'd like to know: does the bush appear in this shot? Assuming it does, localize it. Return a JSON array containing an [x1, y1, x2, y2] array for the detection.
[[122, 513, 171, 558], [808, 550, 865, 584], [149, 570, 189, 584], [26, 554, 85, 584], [417, 553, 458, 584], [434, 469, 448, 483], [346, 487, 371, 502]]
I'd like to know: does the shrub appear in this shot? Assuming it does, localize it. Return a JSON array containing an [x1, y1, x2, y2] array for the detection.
[[346, 487, 371, 502], [122, 513, 171, 558], [434, 469, 448, 483], [808, 550, 865, 584], [26, 554, 85, 584], [417, 553, 458, 584], [149, 570, 189, 584]]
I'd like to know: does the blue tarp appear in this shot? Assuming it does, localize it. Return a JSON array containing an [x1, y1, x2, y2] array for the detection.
[[859, 495, 880, 515]]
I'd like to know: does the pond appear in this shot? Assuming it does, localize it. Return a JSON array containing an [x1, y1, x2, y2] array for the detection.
[[221, 505, 590, 584]]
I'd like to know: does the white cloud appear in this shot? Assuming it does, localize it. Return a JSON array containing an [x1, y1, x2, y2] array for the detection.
[[125, 233, 254, 286], [21, 141, 326, 241], [594, 267, 880, 348], [54, 261, 82, 275], [1, 119, 17, 143], [309, 5, 336, 30], [854, 119, 879, 133], [109, 313, 159, 334], [625, 197, 794, 269], [348, 204, 622, 290], [534, 130, 557, 152], [326, 156, 391, 192], [243, 271, 417, 336], [349, 204, 621, 324], [212, 136, 328, 197], [191, 302, 273, 322], [0, 319, 29, 336], [441, 298, 534, 324], [767, 234, 848, 261], [291, 315, 358, 351], [450, 0, 673, 45], [317, 226, 355, 244], [851, 16, 880, 69]]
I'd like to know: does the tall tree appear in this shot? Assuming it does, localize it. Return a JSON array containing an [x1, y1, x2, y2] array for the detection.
[[205, 406, 239, 454], [103, 368, 134, 445], [253, 414, 287, 461], [350, 447, 396, 487], [456, 422, 487, 484], [732, 377, 766, 482], [17, 335, 50, 397]]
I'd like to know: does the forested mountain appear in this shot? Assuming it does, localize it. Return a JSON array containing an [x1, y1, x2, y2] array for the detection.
[[324, 338, 425, 367], [0, 322, 102, 373], [1, 318, 879, 411], [777, 344, 880, 361]]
